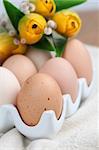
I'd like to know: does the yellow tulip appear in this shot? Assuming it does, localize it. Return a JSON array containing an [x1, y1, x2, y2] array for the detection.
[[30, 0, 56, 17], [12, 44, 27, 55], [0, 32, 18, 64], [18, 13, 47, 45], [0, 32, 27, 64], [52, 10, 82, 37]]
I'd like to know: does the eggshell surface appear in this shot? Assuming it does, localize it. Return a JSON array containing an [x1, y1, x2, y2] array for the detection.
[[40, 58, 78, 102], [16, 73, 63, 126], [0, 67, 21, 105], [63, 39, 93, 85], [26, 48, 52, 70], [3, 55, 37, 86]]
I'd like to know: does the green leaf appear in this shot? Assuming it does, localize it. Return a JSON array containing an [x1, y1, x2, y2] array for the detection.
[[33, 35, 56, 52], [3, 0, 24, 32], [54, 0, 87, 11], [33, 31, 67, 57], [52, 31, 68, 57]]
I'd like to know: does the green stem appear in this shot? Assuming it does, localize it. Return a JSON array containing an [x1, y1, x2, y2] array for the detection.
[[29, 0, 36, 4], [55, 48, 63, 57]]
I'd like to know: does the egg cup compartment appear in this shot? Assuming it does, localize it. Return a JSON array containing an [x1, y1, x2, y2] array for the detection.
[[0, 98, 66, 140], [63, 73, 95, 119], [63, 80, 82, 118], [0, 70, 95, 139], [79, 72, 95, 100]]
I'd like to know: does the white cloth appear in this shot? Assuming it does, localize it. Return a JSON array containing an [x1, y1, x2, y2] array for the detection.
[[0, 45, 98, 150]]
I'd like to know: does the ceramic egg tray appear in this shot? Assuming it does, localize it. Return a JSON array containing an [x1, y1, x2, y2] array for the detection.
[[0, 70, 95, 140]]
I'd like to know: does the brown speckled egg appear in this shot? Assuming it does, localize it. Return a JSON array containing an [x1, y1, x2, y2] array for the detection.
[[26, 48, 52, 70], [62, 39, 93, 85], [16, 73, 63, 126], [3, 55, 37, 86], [40, 58, 78, 102]]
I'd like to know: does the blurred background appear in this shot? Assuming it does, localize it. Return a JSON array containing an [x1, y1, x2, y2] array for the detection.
[[72, 0, 99, 47], [0, 0, 99, 46]]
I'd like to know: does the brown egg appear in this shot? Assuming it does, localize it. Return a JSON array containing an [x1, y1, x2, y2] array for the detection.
[[3, 55, 37, 86], [26, 48, 52, 70], [62, 39, 93, 85], [16, 73, 63, 126], [40, 58, 78, 102]]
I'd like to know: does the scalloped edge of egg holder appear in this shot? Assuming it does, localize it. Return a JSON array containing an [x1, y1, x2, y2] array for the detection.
[[0, 73, 95, 139], [0, 74, 95, 139], [63, 66, 96, 119], [0, 98, 66, 140], [0, 69, 95, 137], [0, 106, 14, 134]]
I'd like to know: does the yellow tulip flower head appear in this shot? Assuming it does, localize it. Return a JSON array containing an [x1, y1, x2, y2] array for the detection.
[[30, 0, 56, 17], [0, 32, 27, 64], [12, 44, 27, 55], [53, 10, 82, 37], [0, 32, 18, 64], [18, 13, 47, 45]]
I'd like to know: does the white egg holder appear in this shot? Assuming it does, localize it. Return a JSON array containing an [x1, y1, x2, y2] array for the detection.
[[0, 70, 95, 140]]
